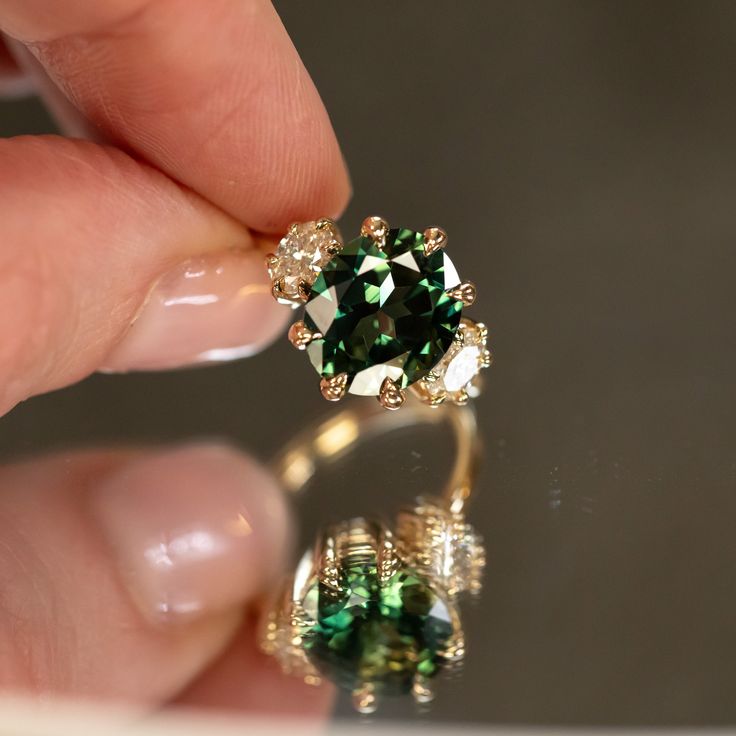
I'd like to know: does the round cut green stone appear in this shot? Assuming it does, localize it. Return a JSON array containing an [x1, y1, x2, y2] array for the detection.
[[304, 228, 463, 395], [302, 563, 455, 695]]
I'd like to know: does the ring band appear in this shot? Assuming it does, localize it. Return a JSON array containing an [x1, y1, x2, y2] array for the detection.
[[266, 216, 493, 410], [262, 402, 485, 713]]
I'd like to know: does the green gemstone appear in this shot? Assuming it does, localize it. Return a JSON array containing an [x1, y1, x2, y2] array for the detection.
[[304, 228, 463, 395], [302, 562, 455, 695]]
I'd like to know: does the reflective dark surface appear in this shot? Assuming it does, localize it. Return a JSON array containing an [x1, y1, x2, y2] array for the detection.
[[2, 0, 736, 726]]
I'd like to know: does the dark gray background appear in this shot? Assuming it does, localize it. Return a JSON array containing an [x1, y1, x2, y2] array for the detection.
[[1, 0, 736, 726]]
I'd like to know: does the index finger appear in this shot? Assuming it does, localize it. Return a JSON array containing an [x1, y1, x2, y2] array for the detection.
[[0, 0, 350, 233]]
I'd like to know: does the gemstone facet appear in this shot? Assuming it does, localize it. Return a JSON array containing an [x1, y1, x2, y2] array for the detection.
[[269, 220, 342, 304], [304, 228, 463, 395], [302, 562, 455, 695], [415, 319, 491, 404]]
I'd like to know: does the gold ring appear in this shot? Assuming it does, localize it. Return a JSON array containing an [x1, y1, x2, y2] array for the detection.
[[261, 401, 485, 713], [266, 217, 492, 410]]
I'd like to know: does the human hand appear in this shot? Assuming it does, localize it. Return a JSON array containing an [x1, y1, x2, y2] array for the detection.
[[0, 0, 349, 720], [0, 0, 350, 416]]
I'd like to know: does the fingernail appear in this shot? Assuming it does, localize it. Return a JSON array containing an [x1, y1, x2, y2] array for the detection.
[[102, 249, 288, 372], [91, 444, 291, 623]]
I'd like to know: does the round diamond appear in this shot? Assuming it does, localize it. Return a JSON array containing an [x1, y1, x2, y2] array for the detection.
[[304, 228, 463, 395], [302, 563, 455, 695]]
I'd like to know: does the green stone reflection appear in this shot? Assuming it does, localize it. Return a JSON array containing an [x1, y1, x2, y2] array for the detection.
[[302, 563, 455, 695], [304, 228, 463, 396]]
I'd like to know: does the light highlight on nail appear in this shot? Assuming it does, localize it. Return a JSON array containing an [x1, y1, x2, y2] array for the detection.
[[102, 250, 289, 372], [92, 444, 290, 623]]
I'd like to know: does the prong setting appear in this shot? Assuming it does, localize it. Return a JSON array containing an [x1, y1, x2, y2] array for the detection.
[[447, 281, 477, 306], [411, 317, 491, 406], [274, 218, 489, 411], [288, 320, 321, 350], [423, 227, 447, 255], [317, 533, 342, 594], [320, 373, 348, 402], [272, 278, 301, 308], [378, 377, 406, 411], [268, 219, 343, 305], [412, 675, 435, 705], [296, 279, 311, 302], [316, 217, 336, 231], [265, 252, 279, 276], [377, 527, 399, 585], [264, 496, 483, 713], [353, 684, 378, 715], [361, 215, 389, 248]]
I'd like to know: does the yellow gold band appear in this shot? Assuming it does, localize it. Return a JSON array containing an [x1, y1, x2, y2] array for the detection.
[[271, 402, 480, 514]]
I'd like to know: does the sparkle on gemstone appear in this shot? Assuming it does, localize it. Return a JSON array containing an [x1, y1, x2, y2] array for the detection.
[[304, 228, 463, 395], [302, 563, 455, 695], [419, 318, 488, 402], [443, 345, 481, 392], [270, 221, 341, 301]]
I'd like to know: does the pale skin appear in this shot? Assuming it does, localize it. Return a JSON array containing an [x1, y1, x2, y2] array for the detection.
[[0, 0, 350, 719]]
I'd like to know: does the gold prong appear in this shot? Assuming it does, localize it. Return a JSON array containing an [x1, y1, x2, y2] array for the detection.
[[378, 377, 405, 411], [453, 327, 466, 345], [316, 217, 335, 230], [353, 683, 377, 714], [474, 321, 488, 342], [288, 321, 321, 350], [320, 373, 348, 402], [423, 227, 447, 255], [361, 216, 389, 248], [272, 277, 308, 307], [411, 675, 435, 705], [447, 281, 477, 306], [271, 278, 299, 307], [318, 533, 342, 593], [425, 389, 447, 407], [297, 279, 311, 302], [265, 252, 279, 277], [481, 348, 493, 368], [316, 218, 343, 256], [438, 603, 466, 662], [410, 377, 446, 407], [454, 388, 470, 406], [423, 370, 441, 384], [377, 527, 398, 585]]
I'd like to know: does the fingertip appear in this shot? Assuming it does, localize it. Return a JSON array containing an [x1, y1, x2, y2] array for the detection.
[[91, 443, 292, 625], [101, 248, 290, 373], [1, 0, 352, 231], [175, 615, 335, 722]]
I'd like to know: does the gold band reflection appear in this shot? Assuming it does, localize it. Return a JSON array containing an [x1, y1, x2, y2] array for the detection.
[[271, 402, 480, 514]]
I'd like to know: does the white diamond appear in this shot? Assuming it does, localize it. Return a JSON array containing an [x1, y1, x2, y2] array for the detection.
[[443, 345, 481, 391], [270, 220, 341, 301]]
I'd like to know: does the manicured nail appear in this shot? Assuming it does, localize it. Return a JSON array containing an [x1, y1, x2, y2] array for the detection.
[[91, 444, 291, 623], [102, 249, 288, 372]]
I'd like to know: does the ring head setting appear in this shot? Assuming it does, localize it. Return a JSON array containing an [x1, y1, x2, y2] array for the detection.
[[262, 503, 484, 712], [268, 219, 342, 306], [305, 227, 462, 397], [268, 216, 490, 408]]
